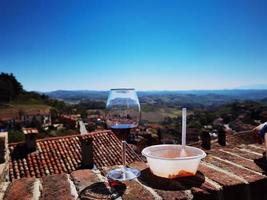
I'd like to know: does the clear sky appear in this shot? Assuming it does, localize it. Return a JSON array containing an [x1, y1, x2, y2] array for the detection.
[[0, 0, 267, 91]]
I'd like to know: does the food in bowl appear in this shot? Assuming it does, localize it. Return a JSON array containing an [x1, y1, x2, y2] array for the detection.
[[142, 144, 206, 179]]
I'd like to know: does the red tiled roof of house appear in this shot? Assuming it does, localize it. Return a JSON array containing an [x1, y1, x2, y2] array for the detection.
[[3, 142, 267, 200], [8, 130, 143, 181]]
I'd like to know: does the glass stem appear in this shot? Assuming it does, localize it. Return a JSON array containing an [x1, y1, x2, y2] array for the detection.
[[122, 140, 126, 180], [122, 140, 127, 179], [122, 140, 126, 166]]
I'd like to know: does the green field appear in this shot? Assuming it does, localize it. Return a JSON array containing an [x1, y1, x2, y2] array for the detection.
[[141, 104, 181, 122]]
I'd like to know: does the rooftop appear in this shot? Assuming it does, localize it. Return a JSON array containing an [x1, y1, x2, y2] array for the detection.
[[8, 130, 142, 181], [2, 129, 267, 199], [2, 141, 267, 200]]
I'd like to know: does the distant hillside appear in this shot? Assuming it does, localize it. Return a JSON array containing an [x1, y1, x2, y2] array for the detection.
[[138, 89, 267, 100], [44, 90, 108, 102], [44, 89, 267, 107], [236, 84, 267, 90], [260, 98, 267, 105]]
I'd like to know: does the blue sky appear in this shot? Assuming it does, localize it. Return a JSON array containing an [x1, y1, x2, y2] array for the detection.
[[0, 0, 267, 91]]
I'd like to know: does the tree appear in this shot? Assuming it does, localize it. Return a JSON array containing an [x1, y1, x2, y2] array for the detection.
[[0, 73, 23, 102]]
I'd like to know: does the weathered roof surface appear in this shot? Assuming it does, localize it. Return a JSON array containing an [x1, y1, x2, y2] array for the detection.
[[8, 130, 142, 181], [5, 130, 267, 199], [3, 141, 267, 200]]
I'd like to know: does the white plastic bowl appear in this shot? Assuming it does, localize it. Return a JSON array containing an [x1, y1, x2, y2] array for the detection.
[[142, 144, 206, 179]]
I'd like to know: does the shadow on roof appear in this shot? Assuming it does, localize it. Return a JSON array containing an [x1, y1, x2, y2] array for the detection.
[[79, 182, 117, 199], [254, 153, 267, 175], [10, 143, 35, 159], [137, 168, 205, 191]]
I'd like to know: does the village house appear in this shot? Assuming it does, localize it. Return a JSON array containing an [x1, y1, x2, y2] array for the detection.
[[0, 109, 51, 130]]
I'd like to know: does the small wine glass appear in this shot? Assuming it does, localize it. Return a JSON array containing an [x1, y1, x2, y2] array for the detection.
[[106, 88, 141, 181]]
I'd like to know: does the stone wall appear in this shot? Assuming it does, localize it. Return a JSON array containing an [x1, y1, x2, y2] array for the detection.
[[0, 132, 9, 182]]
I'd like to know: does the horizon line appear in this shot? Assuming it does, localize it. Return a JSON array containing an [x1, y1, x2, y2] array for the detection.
[[34, 88, 267, 93]]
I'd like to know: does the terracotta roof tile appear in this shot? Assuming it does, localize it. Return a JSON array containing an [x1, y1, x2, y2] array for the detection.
[[8, 130, 142, 181]]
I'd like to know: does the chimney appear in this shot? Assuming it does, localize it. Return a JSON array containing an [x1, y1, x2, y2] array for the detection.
[[217, 126, 226, 146], [22, 128, 38, 151], [201, 130, 211, 150], [79, 137, 94, 168]]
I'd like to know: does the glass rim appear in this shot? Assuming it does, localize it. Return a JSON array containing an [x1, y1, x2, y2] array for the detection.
[[142, 144, 206, 160], [110, 88, 135, 91]]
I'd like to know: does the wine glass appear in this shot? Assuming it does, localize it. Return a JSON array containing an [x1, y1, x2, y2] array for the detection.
[[106, 88, 141, 181]]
